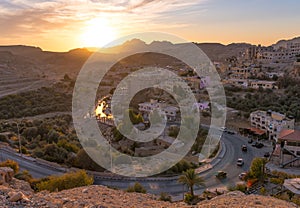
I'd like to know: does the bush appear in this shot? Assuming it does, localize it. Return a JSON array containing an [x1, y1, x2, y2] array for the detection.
[[14, 170, 33, 182], [228, 183, 247, 193], [235, 183, 247, 193], [36, 170, 93, 192], [184, 193, 197, 205], [126, 182, 146, 194], [270, 177, 284, 185], [260, 187, 267, 195], [159, 192, 172, 202], [20, 146, 28, 154], [0, 159, 19, 173]]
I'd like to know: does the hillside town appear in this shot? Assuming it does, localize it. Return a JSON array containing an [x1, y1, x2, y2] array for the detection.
[[1, 0, 300, 206]]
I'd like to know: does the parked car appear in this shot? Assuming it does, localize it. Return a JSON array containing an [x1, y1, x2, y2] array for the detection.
[[215, 171, 227, 178], [239, 172, 247, 180], [264, 152, 270, 157], [226, 130, 235, 135], [242, 145, 247, 152], [252, 142, 264, 148], [248, 139, 253, 144], [237, 158, 244, 166], [252, 142, 258, 147], [256, 143, 264, 148]]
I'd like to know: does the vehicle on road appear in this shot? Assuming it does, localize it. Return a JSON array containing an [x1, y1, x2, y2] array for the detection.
[[237, 158, 244, 166], [242, 145, 247, 152], [248, 139, 253, 144], [215, 171, 227, 178], [252, 142, 264, 148], [255, 142, 264, 148], [219, 127, 227, 132], [264, 152, 270, 158], [239, 172, 247, 180], [226, 130, 235, 135]]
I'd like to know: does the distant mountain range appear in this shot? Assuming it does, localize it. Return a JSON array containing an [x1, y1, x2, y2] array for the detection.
[[0, 36, 298, 80]]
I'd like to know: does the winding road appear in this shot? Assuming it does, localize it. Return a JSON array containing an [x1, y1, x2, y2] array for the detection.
[[0, 132, 272, 199]]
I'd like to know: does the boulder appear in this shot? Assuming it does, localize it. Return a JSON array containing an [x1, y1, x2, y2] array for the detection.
[[8, 191, 24, 202], [0, 167, 14, 184]]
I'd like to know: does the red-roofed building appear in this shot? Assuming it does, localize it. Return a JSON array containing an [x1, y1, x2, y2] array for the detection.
[[276, 129, 300, 167], [278, 129, 300, 153]]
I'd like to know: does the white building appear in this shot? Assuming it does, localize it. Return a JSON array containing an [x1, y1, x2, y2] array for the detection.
[[224, 79, 278, 89], [250, 110, 295, 141], [250, 80, 278, 89], [138, 99, 179, 122]]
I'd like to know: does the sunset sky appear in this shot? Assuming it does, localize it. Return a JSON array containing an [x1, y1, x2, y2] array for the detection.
[[0, 0, 300, 52]]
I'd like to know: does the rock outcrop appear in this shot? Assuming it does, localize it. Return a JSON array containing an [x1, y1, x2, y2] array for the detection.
[[0, 179, 297, 208], [0, 167, 14, 185]]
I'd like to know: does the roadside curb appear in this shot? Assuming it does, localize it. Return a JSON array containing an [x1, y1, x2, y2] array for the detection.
[[197, 139, 226, 175], [210, 140, 226, 166]]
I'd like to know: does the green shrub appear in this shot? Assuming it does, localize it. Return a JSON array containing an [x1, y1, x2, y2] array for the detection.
[[20, 146, 28, 154], [159, 192, 172, 202], [36, 170, 93, 192], [260, 187, 267, 195], [0, 159, 19, 173], [184, 193, 196, 205], [270, 177, 284, 185], [235, 183, 247, 193], [126, 182, 146, 194], [14, 170, 33, 182], [228, 183, 247, 193]]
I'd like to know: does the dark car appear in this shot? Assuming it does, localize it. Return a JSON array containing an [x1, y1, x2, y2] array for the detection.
[[215, 171, 227, 178], [256, 143, 264, 148], [242, 145, 247, 152], [248, 139, 253, 144], [252, 142, 258, 147], [226, 130, 235, 135], [264, 152, 270, 157], [251, 142, 264, 148]]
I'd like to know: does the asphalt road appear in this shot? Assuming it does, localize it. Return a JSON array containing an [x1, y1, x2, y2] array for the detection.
[[0, 147, 65, 178], [92, 133, 272, 198], [0, 132, 272, 199]]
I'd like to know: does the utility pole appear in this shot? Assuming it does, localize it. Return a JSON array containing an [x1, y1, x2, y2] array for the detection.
[[16, 122, 22, 157]]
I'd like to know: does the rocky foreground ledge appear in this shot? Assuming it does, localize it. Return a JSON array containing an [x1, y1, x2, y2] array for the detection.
[[0, 178, 297, 208]]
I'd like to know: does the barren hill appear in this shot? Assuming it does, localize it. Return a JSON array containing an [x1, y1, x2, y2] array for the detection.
[[0, 179, 296, 208]]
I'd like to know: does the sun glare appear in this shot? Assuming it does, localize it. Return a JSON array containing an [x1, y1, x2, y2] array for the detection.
[[80, 18, 117, 48]]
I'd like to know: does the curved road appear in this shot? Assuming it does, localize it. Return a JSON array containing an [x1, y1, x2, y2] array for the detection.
[[0, 133, 271, 199], [92, 133, 271, 199]]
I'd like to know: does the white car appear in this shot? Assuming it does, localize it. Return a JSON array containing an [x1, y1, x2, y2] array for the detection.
[[237, 158, 244, 166], [239, 172, 247, 180], [219, 127, 227, 132]]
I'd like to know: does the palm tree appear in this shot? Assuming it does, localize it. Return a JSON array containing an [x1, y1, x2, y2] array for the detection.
[[178, 169, 205, 197]]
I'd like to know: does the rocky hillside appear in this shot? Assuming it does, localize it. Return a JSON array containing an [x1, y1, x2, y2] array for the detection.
[[0, 177, 296, 208]]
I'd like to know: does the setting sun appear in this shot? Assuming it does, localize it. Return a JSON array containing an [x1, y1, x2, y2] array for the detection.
[[80, 18, 117, 48]]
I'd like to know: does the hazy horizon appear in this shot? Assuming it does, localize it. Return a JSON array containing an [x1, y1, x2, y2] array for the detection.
[[1, 35, 299, 53]]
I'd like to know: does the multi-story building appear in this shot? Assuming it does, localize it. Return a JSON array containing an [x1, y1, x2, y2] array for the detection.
[[250, 80, 278, 89], [228, 66, 259, 79], [224, 79, 277, 89], [250, 110, 295, 141], [138, 99, 179, 122], [246, 42, 300, 63]]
